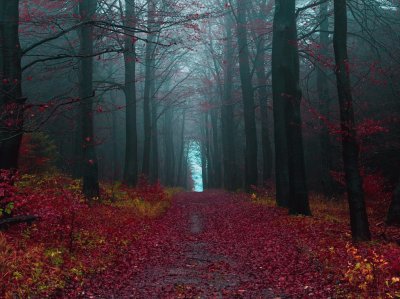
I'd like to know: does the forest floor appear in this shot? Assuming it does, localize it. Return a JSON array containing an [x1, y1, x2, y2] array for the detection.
[[1, 176, 400, 298], [64, 191, 400, 298]]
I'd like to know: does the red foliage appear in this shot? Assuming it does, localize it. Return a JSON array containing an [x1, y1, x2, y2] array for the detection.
[[0, 174, 170, 298]]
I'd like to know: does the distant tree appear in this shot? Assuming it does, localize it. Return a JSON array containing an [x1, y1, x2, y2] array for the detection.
[[221, 11, 237, 191], [142, 0, 157, 177], [123, 0, 139, 186], [236, 0, 258, 191]]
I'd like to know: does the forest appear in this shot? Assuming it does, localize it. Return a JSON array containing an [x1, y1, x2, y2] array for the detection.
[[0, 0, 400, 298]]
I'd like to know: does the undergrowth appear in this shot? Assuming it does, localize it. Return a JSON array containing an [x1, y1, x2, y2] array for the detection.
[[0, 172, 178, 298]]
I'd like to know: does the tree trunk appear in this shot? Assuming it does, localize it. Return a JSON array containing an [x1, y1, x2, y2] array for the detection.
[[254, 29, 273, 183], [123, 0, 138, 186], [236, 0, 258, 191], [0, 1, 25, 171], [221, 13, 237, 191], [317, 1, 335, 197], [210, 106, 221, 188], [164, 108, 175, 186], [150, 76, 158, 183], [272, 0, 310, 215], [387, 178, 400, 226], [176, 111, 186, 186], [142, 0, 156, 177], [333, 0, 371, 241], [79, 0, 99, 199], [271, 0, 290, 208]]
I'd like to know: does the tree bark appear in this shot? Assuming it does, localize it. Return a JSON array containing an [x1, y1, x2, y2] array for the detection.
[[79, 0, 99, 199], [272, 0, 310, 215], [0, 1, 25, 171], [150, 75, 158, 183], [221, 13, 237, 191], [164, 108, 175, 186], [236, 0, 258, 191], [123, 0, 138, 186], [254, 30, 273, 183], [176, 111, 186, 186], [271, 0, 290, 208], [142, 0, 156, 177], [317, 1, 335, 196], [333, 0, 371, 241]]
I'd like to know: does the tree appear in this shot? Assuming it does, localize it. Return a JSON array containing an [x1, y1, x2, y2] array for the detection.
[[0, 1, 25, 171], [79, 0, 100, 199], [333, 0, 370, 241], [252, 0, 273, 183], [142, 0, 157, 177], [221, 11, 237, 191], [236, 0, 258, 191], [272, 0, 310, 215], [317, 0, 335, 196], [123, 0, 139, 186]]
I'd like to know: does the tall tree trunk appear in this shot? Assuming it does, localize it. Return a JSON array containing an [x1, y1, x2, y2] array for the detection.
[[150, 76, 158, 183], [123, 0, 138, 186], [221, 13, 237, 191], [79, 0, 99, 199], [387, 177, 400, 226], [142, 0, 156, 177], [333, 0, 371, 241], [164, 108, 175, 186], [237, 0, 258, 190], [201, 141, 208, 190], [111, 94, 119, 181], [254, 31, 273, 183], [317, 1, 334, 196], [210, 106, 221, 188], [0, 1, 25, 171], [272, 0, 310, 215], [204, 112, 213, 188], [271, 0, 291, 208], [176, 111, 186, 186]]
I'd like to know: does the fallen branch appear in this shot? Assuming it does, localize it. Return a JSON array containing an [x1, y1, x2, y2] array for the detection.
[[0, 215, 39, 229]]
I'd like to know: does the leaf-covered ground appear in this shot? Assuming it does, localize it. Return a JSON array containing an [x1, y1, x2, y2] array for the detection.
[[63, 191, 400, 298]]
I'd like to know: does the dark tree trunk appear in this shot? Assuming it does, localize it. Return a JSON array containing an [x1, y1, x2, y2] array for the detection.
[[317, 1, 335, 196], [123, 0, 138, 186], [204, 112, 213, 188], [236, 0, 258, 191], [272, 0, 310, 215], [176, 111, 186, 186], [333, 0, 371, 241], [150, 78, 158, 183], [79, 0, 99, 199], [254, 32, 273, 183], [0, 1, 25, 171], [210, 106, 221, 188], [201, 142, 208, 190], [111, 95, 119, 181], [387, 178, 400, 226], [271, 0, 290, 208], [164, 109, 175, 186], [142, 0, 156, 177], [221, 13, 237, 191]]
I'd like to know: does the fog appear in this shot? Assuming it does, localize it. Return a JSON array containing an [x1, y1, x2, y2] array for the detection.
[[1, 0, 400, 228]]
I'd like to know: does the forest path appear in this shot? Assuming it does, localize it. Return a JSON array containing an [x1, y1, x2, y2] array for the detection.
[[70, 191, 318, 298]]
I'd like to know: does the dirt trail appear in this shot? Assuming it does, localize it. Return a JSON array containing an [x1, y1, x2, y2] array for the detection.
[[73, 192, 284, 298]]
